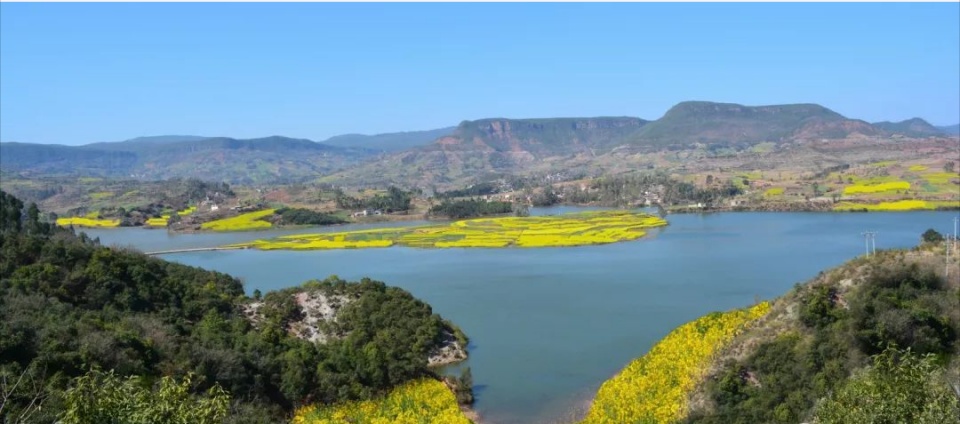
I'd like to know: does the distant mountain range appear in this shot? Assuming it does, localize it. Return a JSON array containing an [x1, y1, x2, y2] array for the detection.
[[870, 118, 946, 138], [1, 101, 955, 185], [325, 102, 955, 187], [937, 124, 960, 135], [0, 136, 373, 184], [321, 127, 456, 152]]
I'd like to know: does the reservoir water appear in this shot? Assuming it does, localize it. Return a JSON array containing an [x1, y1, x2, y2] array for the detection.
[[82, 209, 960, 424]]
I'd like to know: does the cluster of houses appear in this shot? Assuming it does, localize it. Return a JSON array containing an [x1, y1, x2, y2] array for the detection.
[[351, 209, 384, 218]]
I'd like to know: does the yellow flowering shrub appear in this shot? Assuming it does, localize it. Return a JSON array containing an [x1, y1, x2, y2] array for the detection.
[[233, 211, 668, 250], [292, 379, 470, 424], [581, 302, 771, 424], [201, 209, 275, 231]]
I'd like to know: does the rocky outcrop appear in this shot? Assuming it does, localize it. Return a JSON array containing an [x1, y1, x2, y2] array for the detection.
[[428, 329, 468, 367], [243, 286, 468, 366]]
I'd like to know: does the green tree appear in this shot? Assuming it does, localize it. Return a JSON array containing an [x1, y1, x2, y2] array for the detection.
[[813, 348, 960, 424], [61, 369, 230, 424], [922, 228, 945, 243], [945, 161, 956, 173], [453, 367, 474, 405]]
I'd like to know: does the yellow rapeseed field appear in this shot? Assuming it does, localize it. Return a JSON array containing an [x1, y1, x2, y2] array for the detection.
[[145, 206, 198, 227], [842, 181, 910, 195], [763, 187, 785, 197], [581, 302, 771, 424], [292, 379, 471, 424], [233, 211, 668, 250], [201, 209, 275, 231], [907, 165, 928, 172], [834, 200, 959, 211], [56, 217, 121, 228], [145, 217, 169, 226], [922, 172, 960, 185]]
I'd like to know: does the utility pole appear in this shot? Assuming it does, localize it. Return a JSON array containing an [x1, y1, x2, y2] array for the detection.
[[947, 234, 951, 279], [862, 231, 877, 257], [954, 216, 958, 251]]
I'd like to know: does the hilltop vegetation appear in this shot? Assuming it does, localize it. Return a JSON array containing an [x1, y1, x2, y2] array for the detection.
[[683, 243, 960, 424], [635, 102, 862, 147], [0, 191, 468, 423]]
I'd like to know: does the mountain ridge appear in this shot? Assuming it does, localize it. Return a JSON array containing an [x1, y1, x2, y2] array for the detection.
[[0, 135, 375, 184], [3, 101, 954, 186], [321, 127, 456, 152], [937, 124, 960, 135], [870, 117, 945, 137], [323, 101, 955, 187]]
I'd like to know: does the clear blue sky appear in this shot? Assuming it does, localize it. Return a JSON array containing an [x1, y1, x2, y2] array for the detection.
[[1, 3, 958, 145]]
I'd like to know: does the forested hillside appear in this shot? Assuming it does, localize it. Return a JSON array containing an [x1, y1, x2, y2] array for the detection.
[[685, 241, 960, 423], [0, 191, 467, 423]]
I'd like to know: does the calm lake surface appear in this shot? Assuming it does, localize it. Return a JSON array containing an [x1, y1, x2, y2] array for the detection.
[[83, 208, 960, 424]]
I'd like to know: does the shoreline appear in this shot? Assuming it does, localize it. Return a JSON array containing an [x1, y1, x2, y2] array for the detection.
[[59, 204, 960, 232]]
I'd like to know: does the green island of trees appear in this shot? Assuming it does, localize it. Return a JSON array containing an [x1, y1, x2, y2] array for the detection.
[[427, 199, 515, 219], [273, 207, 348, 226]]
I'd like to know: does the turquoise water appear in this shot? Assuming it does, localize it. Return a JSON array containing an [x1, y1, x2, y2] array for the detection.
[[83, 209, 960, 424]]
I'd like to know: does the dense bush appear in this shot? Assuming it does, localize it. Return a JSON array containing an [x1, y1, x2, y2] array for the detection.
[[61, 370, 230, 424], [274, 208, 346, 226], [813, 348, 960, 424], [428, 199, 513, 219], [922, 228, 945, 243], [435, 182, 499, 199], [333, 186, 413, 213]]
